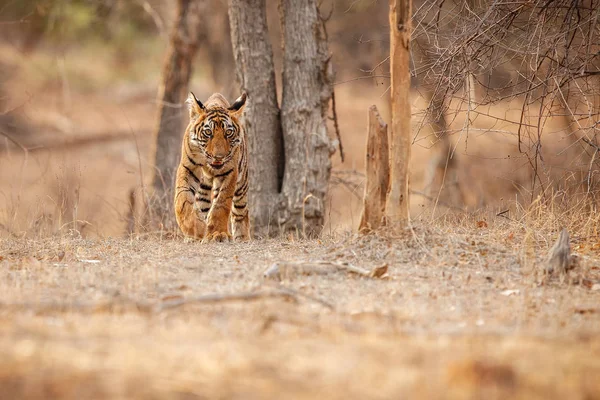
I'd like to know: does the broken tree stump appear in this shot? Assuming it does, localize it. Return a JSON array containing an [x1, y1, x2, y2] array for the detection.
[[359, 105, 390, 233], [546, 228, 578, 277]]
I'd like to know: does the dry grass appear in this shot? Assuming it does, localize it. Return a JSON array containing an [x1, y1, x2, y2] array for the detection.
[[1, 17, 600, 400], [1, 209, 599, 399], [0, 39, 588, 235]]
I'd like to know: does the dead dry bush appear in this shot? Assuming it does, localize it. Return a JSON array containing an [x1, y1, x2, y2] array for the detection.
[[0, 211, 599, 399]]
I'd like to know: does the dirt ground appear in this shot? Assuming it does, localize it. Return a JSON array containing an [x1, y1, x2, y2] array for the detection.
[[1, 6, 599, 398], [1, 216, 599, 399]]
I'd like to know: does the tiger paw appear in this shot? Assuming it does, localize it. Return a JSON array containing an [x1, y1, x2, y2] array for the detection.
[[233, 233, 250, 242], [201, 231, 232, 244]]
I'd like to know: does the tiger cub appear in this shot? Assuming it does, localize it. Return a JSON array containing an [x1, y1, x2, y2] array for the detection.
[[174, 92, 250, 243]]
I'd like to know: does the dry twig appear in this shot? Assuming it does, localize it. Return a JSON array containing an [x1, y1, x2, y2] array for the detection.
[[330, 88, 344, 162], [0, 129, 28, 153], [263, 260, 388, 281], [159, 286, 334, 311], [159, 290, 297, 310]]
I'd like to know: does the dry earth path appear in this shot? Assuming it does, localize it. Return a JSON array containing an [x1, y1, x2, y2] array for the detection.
[[0, 226, 599, 399]]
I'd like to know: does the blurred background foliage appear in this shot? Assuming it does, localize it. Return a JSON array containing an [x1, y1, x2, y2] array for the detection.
[[1, 0, 597, 237], [0, 0, 391, 237], [2, 0, 161, 49]]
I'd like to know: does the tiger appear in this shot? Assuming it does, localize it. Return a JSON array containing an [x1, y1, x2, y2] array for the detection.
[[174, 91, 250, 243]]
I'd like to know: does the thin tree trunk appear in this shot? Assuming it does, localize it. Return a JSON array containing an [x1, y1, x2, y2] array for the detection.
[[279, 0, 334, 237], [421, 90, 465, 208], [359, 105, 390, 233], [229, 0, 284, 237], [387, 0, 412, 225], [203, 0, 235, 98], [149, 0, 204, 230]]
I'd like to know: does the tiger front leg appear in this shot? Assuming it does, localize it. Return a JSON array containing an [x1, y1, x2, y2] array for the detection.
[[174, 186, 206, 239], [202, 170, 237, 243], [175, 163, 213, 239], [231, 169, 250, 241], [193, 180, 213, 222]]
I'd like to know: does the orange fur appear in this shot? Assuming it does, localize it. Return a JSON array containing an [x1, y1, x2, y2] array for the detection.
[[174, 92, 250, 243]]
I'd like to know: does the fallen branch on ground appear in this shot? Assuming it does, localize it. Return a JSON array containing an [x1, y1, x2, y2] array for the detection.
[[159, 286, 334, 311], [263, 261, 388, 281], [0, 299, 154, 314], [159, 290, 296, 310], [0, 286, 335, 314]]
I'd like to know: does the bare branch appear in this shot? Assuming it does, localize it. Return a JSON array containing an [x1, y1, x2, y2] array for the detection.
[[0, 129, 28, 153]]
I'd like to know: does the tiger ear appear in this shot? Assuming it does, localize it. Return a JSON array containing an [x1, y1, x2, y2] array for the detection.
[[228, 92, 247, 117], [186, 92, 205, 120]]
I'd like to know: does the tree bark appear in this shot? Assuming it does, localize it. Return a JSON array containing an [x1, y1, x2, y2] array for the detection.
[[359, 106, 390, 233], [202, 0, 235, 98], [149, 0, 205, 229], [387, 0, 412, 226], [228, 0, 284, 237], [279, 0, 334, 237], [421, 90, 465, 208]]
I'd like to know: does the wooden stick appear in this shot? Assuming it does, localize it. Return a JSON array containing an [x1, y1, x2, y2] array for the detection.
[[0, 287, 334, 314], [159, 287, 335, 311], [263, 261, 388, 281], [159, 290, 299, 310], [125, 188, 136, 235], [0, 299, 154, 314], [358, 105, 390, 233], [331, 88, 345, 162]]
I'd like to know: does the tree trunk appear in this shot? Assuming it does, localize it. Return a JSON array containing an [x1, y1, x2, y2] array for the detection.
[[228, 0, 284, 237], [387, 0, 412, 226], [359, 106, 390, 233], [149, 0, 204, 230], [421, 90, 465, 209], [279, 0, 334, 237], [202, 0, 235, 98]]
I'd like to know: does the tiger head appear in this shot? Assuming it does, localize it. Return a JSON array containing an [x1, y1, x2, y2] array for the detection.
[[186, 92, 247, 169]]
